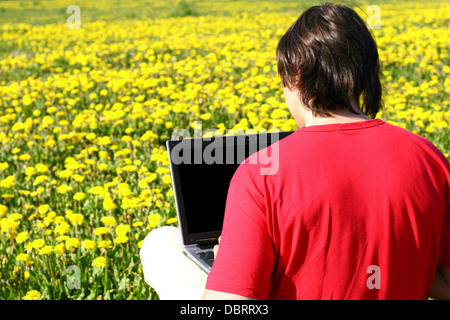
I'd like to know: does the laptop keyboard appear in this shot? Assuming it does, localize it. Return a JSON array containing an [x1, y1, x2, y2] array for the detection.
[[196, 250, 214, 267]]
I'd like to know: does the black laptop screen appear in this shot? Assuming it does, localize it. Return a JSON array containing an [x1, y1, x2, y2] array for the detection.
[[176, 153, 239, 234], [168, 131, 294, 241], [171, 138, 251, 236]]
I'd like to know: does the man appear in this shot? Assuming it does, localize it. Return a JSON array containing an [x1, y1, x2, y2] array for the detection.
[[140, 3, 450, 299]]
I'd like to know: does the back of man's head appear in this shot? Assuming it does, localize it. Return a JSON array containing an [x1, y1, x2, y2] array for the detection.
[[276, 3, 383, 118]]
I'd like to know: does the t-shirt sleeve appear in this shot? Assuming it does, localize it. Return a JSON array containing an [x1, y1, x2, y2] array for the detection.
[[438, 203, 450, 268], [437, 155, 450, 268], [205, 176, 275, 300]]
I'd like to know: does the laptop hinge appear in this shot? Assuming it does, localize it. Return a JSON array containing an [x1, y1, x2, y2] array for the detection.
[[197, 238, 218, 249]]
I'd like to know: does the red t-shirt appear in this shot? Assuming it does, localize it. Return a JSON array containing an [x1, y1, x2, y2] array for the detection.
[[205, 119, 450, 299]]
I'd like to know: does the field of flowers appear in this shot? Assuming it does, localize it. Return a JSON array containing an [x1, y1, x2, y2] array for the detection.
[[0, 0, 449, 300]]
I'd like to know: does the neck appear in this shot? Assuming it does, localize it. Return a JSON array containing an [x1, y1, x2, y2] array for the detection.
[[302, 109, 372, 127]]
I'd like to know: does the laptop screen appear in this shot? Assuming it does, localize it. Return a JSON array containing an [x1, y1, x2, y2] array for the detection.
[[175, 147, 238, 235], [167, 131, 294, 245]]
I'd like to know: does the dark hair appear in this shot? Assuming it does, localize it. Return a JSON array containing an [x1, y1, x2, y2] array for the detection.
[[276, 3, 382, 118]]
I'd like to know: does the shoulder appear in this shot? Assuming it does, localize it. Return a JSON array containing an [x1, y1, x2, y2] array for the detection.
[[381, 123, 450, 197], [231, 130, 301, 183], [385, 122, 449, 167]]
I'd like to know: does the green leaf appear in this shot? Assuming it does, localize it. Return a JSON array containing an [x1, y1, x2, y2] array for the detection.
[[118, 276, 126, 291]]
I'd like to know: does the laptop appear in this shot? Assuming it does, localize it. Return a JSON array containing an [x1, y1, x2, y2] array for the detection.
[[166, 130, 294, 273]]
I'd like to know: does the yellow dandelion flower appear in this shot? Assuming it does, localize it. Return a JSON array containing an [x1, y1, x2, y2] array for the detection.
[[138, 179, 148, 189], [8, 213, 22, 221], [39, 245, 53, 255], [86, 132, 96, 141], [148, 213, 162, 228], [56, 235, 69, 242], [35, 163, 48, 173], [162, 175, 172, 185], [123, 165, 136, 172], [135, 94, 145, 102], [36, 187, 45, 195], [25, 167, 36, 177], [117, 187, 132, 197], [94, 227, 109, 236], [0, 175, 15, 188], [54, 243, 65, 256], [65, 238, 80, 250], [38, 204, 49, 215], [58, 169, 73, 179], [165, 121, 173, 129], [54, 221, 71, 236], [56, 184, 72, 194], [102, 196, 117, 211], [116, 182, 130, 191], [31, 239, 45, 250], [0, 204, 7, 216], [85, 159, 95, 166], [73, 192, 86, 201], [166, 217, 178, 225], [100, 216, 116, 227], [98, 151, 109, 160], [114, 235, 129, 244], [199, 112, 212, 121], [98, 163, 108, 171], [82, 239, 96, 250], [67, 213, 84, 226], [97, 136, 112, 146], [71, 174, 84, 184], [121, 135, 132, 143], [33, 175, 49, 186], [19, 154, 31, 161], [23, 290, 41, 300], [146, 173, 157, 184], [92, 256, 107, 269], [115, 224, 130, 236], [16, 253, 30, 261], [88, 186, 104, 195], [97, 240, 112, 249], [15, 231, 28, 244], [24, 242, 34, 252]]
